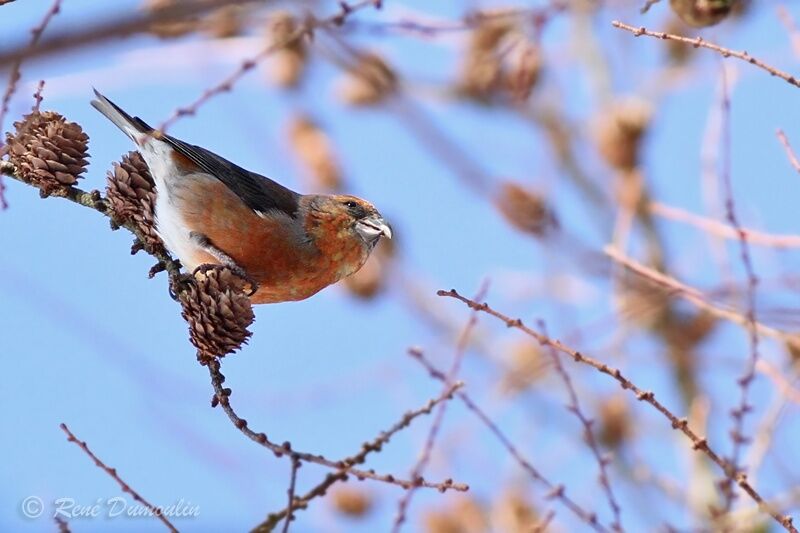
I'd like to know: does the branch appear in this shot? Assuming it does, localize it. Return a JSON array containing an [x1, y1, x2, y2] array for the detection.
[[0, 0, 61, 209], [409, 348, 608, 532], [157, 0, 381, 132], [716, 65, 760, 514], [281, 457, 301, 533], [604, 245, 799, 350], [437, 289, 797, 533], [0, 161, 183, 282], [0, 0, 253, 68], [650, 202, 800, 248], [251, 374, 469, 531], [0, 0, 61, 145], [391, 283, 486, 532], [777, 129, 800, 175], [538, 320, 623, 531], [611, 21, 800, 90], [208, 360, 466, 491], [639, 0, 663, 14], [60, 423, 178, 532]]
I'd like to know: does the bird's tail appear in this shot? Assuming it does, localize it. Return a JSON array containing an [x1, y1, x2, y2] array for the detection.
[[90, 89, 154, 144]]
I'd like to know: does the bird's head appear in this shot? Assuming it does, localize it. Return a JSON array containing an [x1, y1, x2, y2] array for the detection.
[[302, 194, 392, 249]]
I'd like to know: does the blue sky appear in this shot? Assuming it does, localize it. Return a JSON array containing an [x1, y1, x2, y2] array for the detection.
[[2, 0, 800, 531]]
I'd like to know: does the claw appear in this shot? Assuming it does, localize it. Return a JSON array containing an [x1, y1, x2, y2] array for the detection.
[[169, 272, 194, 301], [148, 261, 167, 279], [191, 263, 258, 297], [192, 263, 219, 277]]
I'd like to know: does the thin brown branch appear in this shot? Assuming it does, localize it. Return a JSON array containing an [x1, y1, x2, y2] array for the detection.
[[538, 320, 623, 531], [756, 359, 800, 405], [32, 79, 45, 113], [409, 348, 608, 533], [717, 65, 760, 514], [0, 161, 184, 283], [59, 423, 178, 533], [0, 0, 253, 68], [777, 129, 800, 175], [251, 375, 470, 531], [0, 0, 61, 145], [604, 245, 799, 349], [611, 21, 800, 90], [54, 515, 70, 533], [437, 289, 797, 533], [777, 6, 800, 59], [391, 283, 487, 532], [0, 0, 61, 209], [281, 457, 301, 533], [208, 360, 467, 493], [639, 0, 663, 14], [157, 0, 380, 132], [346, 3, 567, 37], [650, 202, 800, 248], [532, 510, 557, 533]]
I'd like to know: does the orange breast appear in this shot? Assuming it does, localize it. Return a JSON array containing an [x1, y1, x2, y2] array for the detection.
[[172, 177, 368, 303]]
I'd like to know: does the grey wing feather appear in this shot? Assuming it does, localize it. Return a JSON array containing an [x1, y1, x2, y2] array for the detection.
[[92, 89, 299, 218], [162, 136, 301, 218]]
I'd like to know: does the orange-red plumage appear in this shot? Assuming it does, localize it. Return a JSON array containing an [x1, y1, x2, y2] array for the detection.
[[91, 90, 391, 304], [166, 172, 381, 303]]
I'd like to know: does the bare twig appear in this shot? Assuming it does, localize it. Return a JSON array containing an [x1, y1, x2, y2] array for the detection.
[[604, 245, 799, 349], [611, 21, 800, 90], [391, 283, 487, 532], [756, 359, 800, 405], [650, 202, 800, 248], [0, 0, 61, 209], [640, 0, 663, 14], [409, 348, 608, 532], [31, 80, 45, 113], [157, 0, 379, 132], [54, 515, 71, 533], [0, 0, 253, 68], [716, 65, 761, 514], [777, 6, 800, 59], [532, 510, 557, 533], [208, 360, 467, 492], [777, 129, 800, 175], [345, 3, 567, 38], [59, 423, 179, 533], [281, 457, 301, 533], [437, 289, 797, 532], [0, 0, 61, 145], [251, 376, 469, 531], [538, 320, 623, 531], [0, 161, 184, 283], [408, 349, 607, 533]]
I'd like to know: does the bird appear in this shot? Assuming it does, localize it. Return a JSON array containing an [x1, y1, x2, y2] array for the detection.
[[91, 90, 391, 304]]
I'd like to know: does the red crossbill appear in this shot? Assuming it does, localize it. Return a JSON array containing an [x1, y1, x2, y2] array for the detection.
[[92, 90, 391, 304]]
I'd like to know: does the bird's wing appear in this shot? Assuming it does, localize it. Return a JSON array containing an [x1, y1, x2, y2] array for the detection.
[[163, 136, 301, 218], [92, 89, 300, 218]]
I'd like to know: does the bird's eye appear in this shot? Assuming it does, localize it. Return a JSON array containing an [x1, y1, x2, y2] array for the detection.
[[344, 200, 358, 209]]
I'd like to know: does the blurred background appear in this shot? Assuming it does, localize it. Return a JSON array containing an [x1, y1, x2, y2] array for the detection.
[[2, 0, 800, 531]]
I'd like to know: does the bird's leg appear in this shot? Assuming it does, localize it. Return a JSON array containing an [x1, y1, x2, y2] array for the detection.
[[189, 232, 258, 296]]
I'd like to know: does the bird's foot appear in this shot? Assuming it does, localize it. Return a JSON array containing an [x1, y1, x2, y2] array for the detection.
[[169, 272, 195, 301], [191, 263, 258, 297]]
